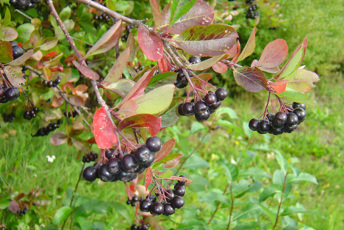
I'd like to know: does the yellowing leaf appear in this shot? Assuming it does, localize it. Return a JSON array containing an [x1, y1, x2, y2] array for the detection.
[[282, 69, 320, 93]]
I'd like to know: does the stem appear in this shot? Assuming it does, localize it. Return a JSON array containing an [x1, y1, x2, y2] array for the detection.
[[272, 171, 288, 230], [226, 183, 234, 230], [208, 184, 229, 225]]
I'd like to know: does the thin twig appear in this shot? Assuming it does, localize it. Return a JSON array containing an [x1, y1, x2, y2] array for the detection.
[[272, 171, 288, 230], [226, 183, 234, 230], [208, 184, 229, 225]]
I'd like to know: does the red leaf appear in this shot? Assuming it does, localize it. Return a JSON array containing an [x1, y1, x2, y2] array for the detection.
[[44, 50, 57, 58], [168, 176, 193, 185], [118, 114, 161, 136], [164, 153, 183, 168], [158, 54, 172, 73], [233, 66, 268, 92], [155, 138, 176, 162], [145, 168, 152, 190], [93, 107, 117, 149], [138, 25, 163, 61], [72, 60, 100, 80], [50, 132, 68, 145], [268, 80, 288, 93], [257, 39, 288, 68], [212, 61, 228, 73]]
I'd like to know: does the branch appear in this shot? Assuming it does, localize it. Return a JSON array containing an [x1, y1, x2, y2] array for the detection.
[[272, 171, 288, 230], [208, 184, 229, 225], [226, 183, 235, 230]]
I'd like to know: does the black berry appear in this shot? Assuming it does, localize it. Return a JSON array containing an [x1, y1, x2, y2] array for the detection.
[[188, 56, 201, 64], [215, 88, 228, 101], [272, 112, 287, 127], [83, 166, 97, 182], [139, 199, 153, 212], [293, 108, 306, 123], [145, 136, 161, 152], [150, 202, 164, 215], [174, 185, 186, 196], [121, 154, 139, 173], [106, 158, 121, 174], [249, 118, 260, 131], [171, 196, 185, 209], [292, 102, 306, 110], [163, 203, 175, 216]]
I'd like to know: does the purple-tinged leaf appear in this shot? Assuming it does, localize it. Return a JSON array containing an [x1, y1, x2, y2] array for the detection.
[[4, 66, 25, 87], [212, 61, 228, 73], [191, 73, 212, 91], [237, 27, 257, 62], [3, 27, 18, 41], [150, 0, 164, 28], [8, 199, 19, 214], [118, 114, 161, 137], [170, 0, 198, 26], [40, 37, 58, 51], [7, 49, 34, 66], [51, 132, 68, 145], [72, 60, 99, 80], [257, 39, 288, 69], [116, 100, 138, 118], [186, 54, 225, 71], [256, 65, 280, 73], [93, 107, 117, 149], [138, 24, 163, 61], [85, 20, 122, 57], [0, 41, 13, 63], [154, 138, 176, 162], [172, 24, 238, 57], [233, 66, 267, 92], [275, 38, 308, 80], [282, 69, 319, 93], [102, 47, 131, 84]]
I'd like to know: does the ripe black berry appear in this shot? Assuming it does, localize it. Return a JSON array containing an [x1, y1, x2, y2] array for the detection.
[[249, 118, 260, 131], [163, 203, 175, 216], [194, 101, 208, 114], [174, 185, 186, 196], [139, 199, 153, 212], [293, 108, 306, 123], [272, 112, 287, 127], [4, 88, 20, 100], [171, 196, 185, 209], [106, 158, 121, 174], [121, 154, 139, 173], [12, 45, 24, 59], [150, 202, 164, 215], [98, 164, 116, 182], [146, 194, 157, 203], [257, 120, 270, 134], [131, 224, 138, 230], [204, 93, 217, 105], [286, 113, 299, 126], [117, 171, 137, 182], [164, 189, 175, 202], [195, 109, 210, 122], [174, 69, 188, 89], [292, 102, 306, 110], [83, 166, 97, 182], [177, 103, 185, 116], [182, 102, 194, 116], [267, 113, 275, 122], [145, 136, 161, 152], [284, 124, 298, 133], [105, 148, 115, 159], [188, 56, 201, 64], [209, 101, 221, 114], [215, 88, 228, 101], [270, 126, 284, 135]]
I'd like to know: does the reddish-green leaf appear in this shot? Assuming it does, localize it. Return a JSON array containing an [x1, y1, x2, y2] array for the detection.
[[164, 153, 183, 168], [158, 54, 172, 73], [4, 66, 25, 87], [116, 100, 138, 119], [0, 41, 13, 63], [40, 37, 58, 51], [276, 38, 308, 80], [154, 138, 176, 162], [138, 25, 163, 61], [104, 79, 135, 97], [268, 80, 288, 94], [191, 73, 212, 91], [172, 24, 238, 57], [150, 0, 164, 28], [145, 168, 152, 190], [278, 90, 310, 103], [170, 0, 198, 26], [85, 20, 122, 57], [256, 39, 288, 69], [158, 0, 214, 34], [212, 61, 228, 73], [7, 49, 34, 66], [93, 107, 117, 149], [118, 114, 161, 137], [72, 60, 99, 80], [233, 66, 267, 92], [168, 176, 192, 185], [2, 27, 18, 41], [282, 69, 319, 93], [237, 27, 257, 62], [102, 47, 131, 84], [50, 132, 68, 145]]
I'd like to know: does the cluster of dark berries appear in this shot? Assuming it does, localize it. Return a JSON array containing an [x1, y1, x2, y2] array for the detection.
[[126, 195, 142, 207], [178, 88, 228, 122], [246, 4, 259, 19], [16, 207, 28, 216], [174, 56, 201, 89], [83, 136, 162, 183], [139, 178, 187, 216], [249, 102, 307, 135], [42, 77, 61, 88], [3, 113, 15, 123], [0, 87, 20, 103], [9, 0, 41, 11], [23, 107, 39, 120], [82, 152, 98, 163], [9, 41, 24, 59], [131, 223, 150, 230], [94, 14, 110, 22], [33, 120, 62, 137], [122, 25, 133, 42]]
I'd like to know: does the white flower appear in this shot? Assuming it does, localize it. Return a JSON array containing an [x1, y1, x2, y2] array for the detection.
[[46, 155, 56, 163]]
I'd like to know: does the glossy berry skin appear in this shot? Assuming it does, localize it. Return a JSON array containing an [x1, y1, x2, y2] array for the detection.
[[117, 171, 137, 182], [249, 118, 260, 131], [5, 88, 20, 100], [98, 165, 116, 182], [121, 154, 139, 173], [136, 166, 146, 174], [139, 199, 152, 212], [292, 102, 306, 110], [171, 196, 185, 209], [134, 146, 154, 166], [189, 56, 201, 64], [150, 202, 164, 215], [106, 158, 121, 174], [182, 102, 194, 116], [140, 152, 155, 168], [204, 93, 217, 105], [177, 103, 185, 116], [270, 126, 284, 135], [194, 101, 208, 114], [146, 194, 157, 203], [257, 120, 270, 134], [195, 109, 210, 122], [164, 189, 175, 202], [209, 101, 221, 114], [146, 136, 161, 152], [293, 108, 306, 123], [272, 112, 287, 127], [105, 148, 115, 159], [215, 88, 228, 101], [286, 113, 299, 126], [284, 124, 298, 133], [174, 70, 188, 88], [174, 185, 186, 196], [131, 224, 138, 230], [267, 113, 275, 122], [83, 166, 97, 182], [12, 45, 24, 59], [163, 203, 175, 216]]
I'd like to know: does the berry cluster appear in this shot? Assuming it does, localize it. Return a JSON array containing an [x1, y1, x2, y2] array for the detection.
[[42, 76, 61, 88], [177, 88, 228, 122], [131, 223, 150, 230], [122, 25, 133, 42], [33, 120, 62, 137], [0, 87, 20, 103], [16, 207, 28, 216], [249, 102, 307, 135], [139, 178, 187, 216], [23, 107, 39, 120], [82, 152, 98, 163], [9, 41, 24, 60], [93, 1, 110, 22], [3, 113, 15, 123], [246, 4, 259, 19], [126, 195, 142, 207], [174, 56, 201, 89], [9, 0, 41, 11], [83, 136, 162, 183]]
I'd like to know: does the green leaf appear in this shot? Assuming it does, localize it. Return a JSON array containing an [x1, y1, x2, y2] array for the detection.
[[221, 163, 239, 183], [278, 90, 310, 103], [233, 222, 260, 230], [259, 184, 283, 202], [52, 206, 72, 225], [215, 107, 238, 119], [136, 84, 175, 114], [198, 189, 230, 206], [103, 47, 131, 84], [109, 202, 131, 223], [147, 72, 177, 88], [232, 203, 262, 221], [186, 54, 225, 71], [274, 149, 288, 174], [2, 26, 18, 41], [0, 41, 13, 63], [237, 27, 257, 62], [0, 196, 11, 209], [273, 169, 285, 185], [191, 122, 206, 134], [282, 69, 320, 93], [104, 79, 135, 97], [287, 173, 318, 184], [188, 175, 210, 192], [183, 154, 210, 169], [59, 6, 72, 21], [3, 7, 11, 27], [170, 0, 198, 26], [40, 37, 58, 51], [76, 216, 93, 230], [259, 204, 276, 223], [158, 169, 174, 178], [281, 206, 318, 216], [282, 216, 298, 230], [17, 23, 35, 42], [239, 167, 270, 178]]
